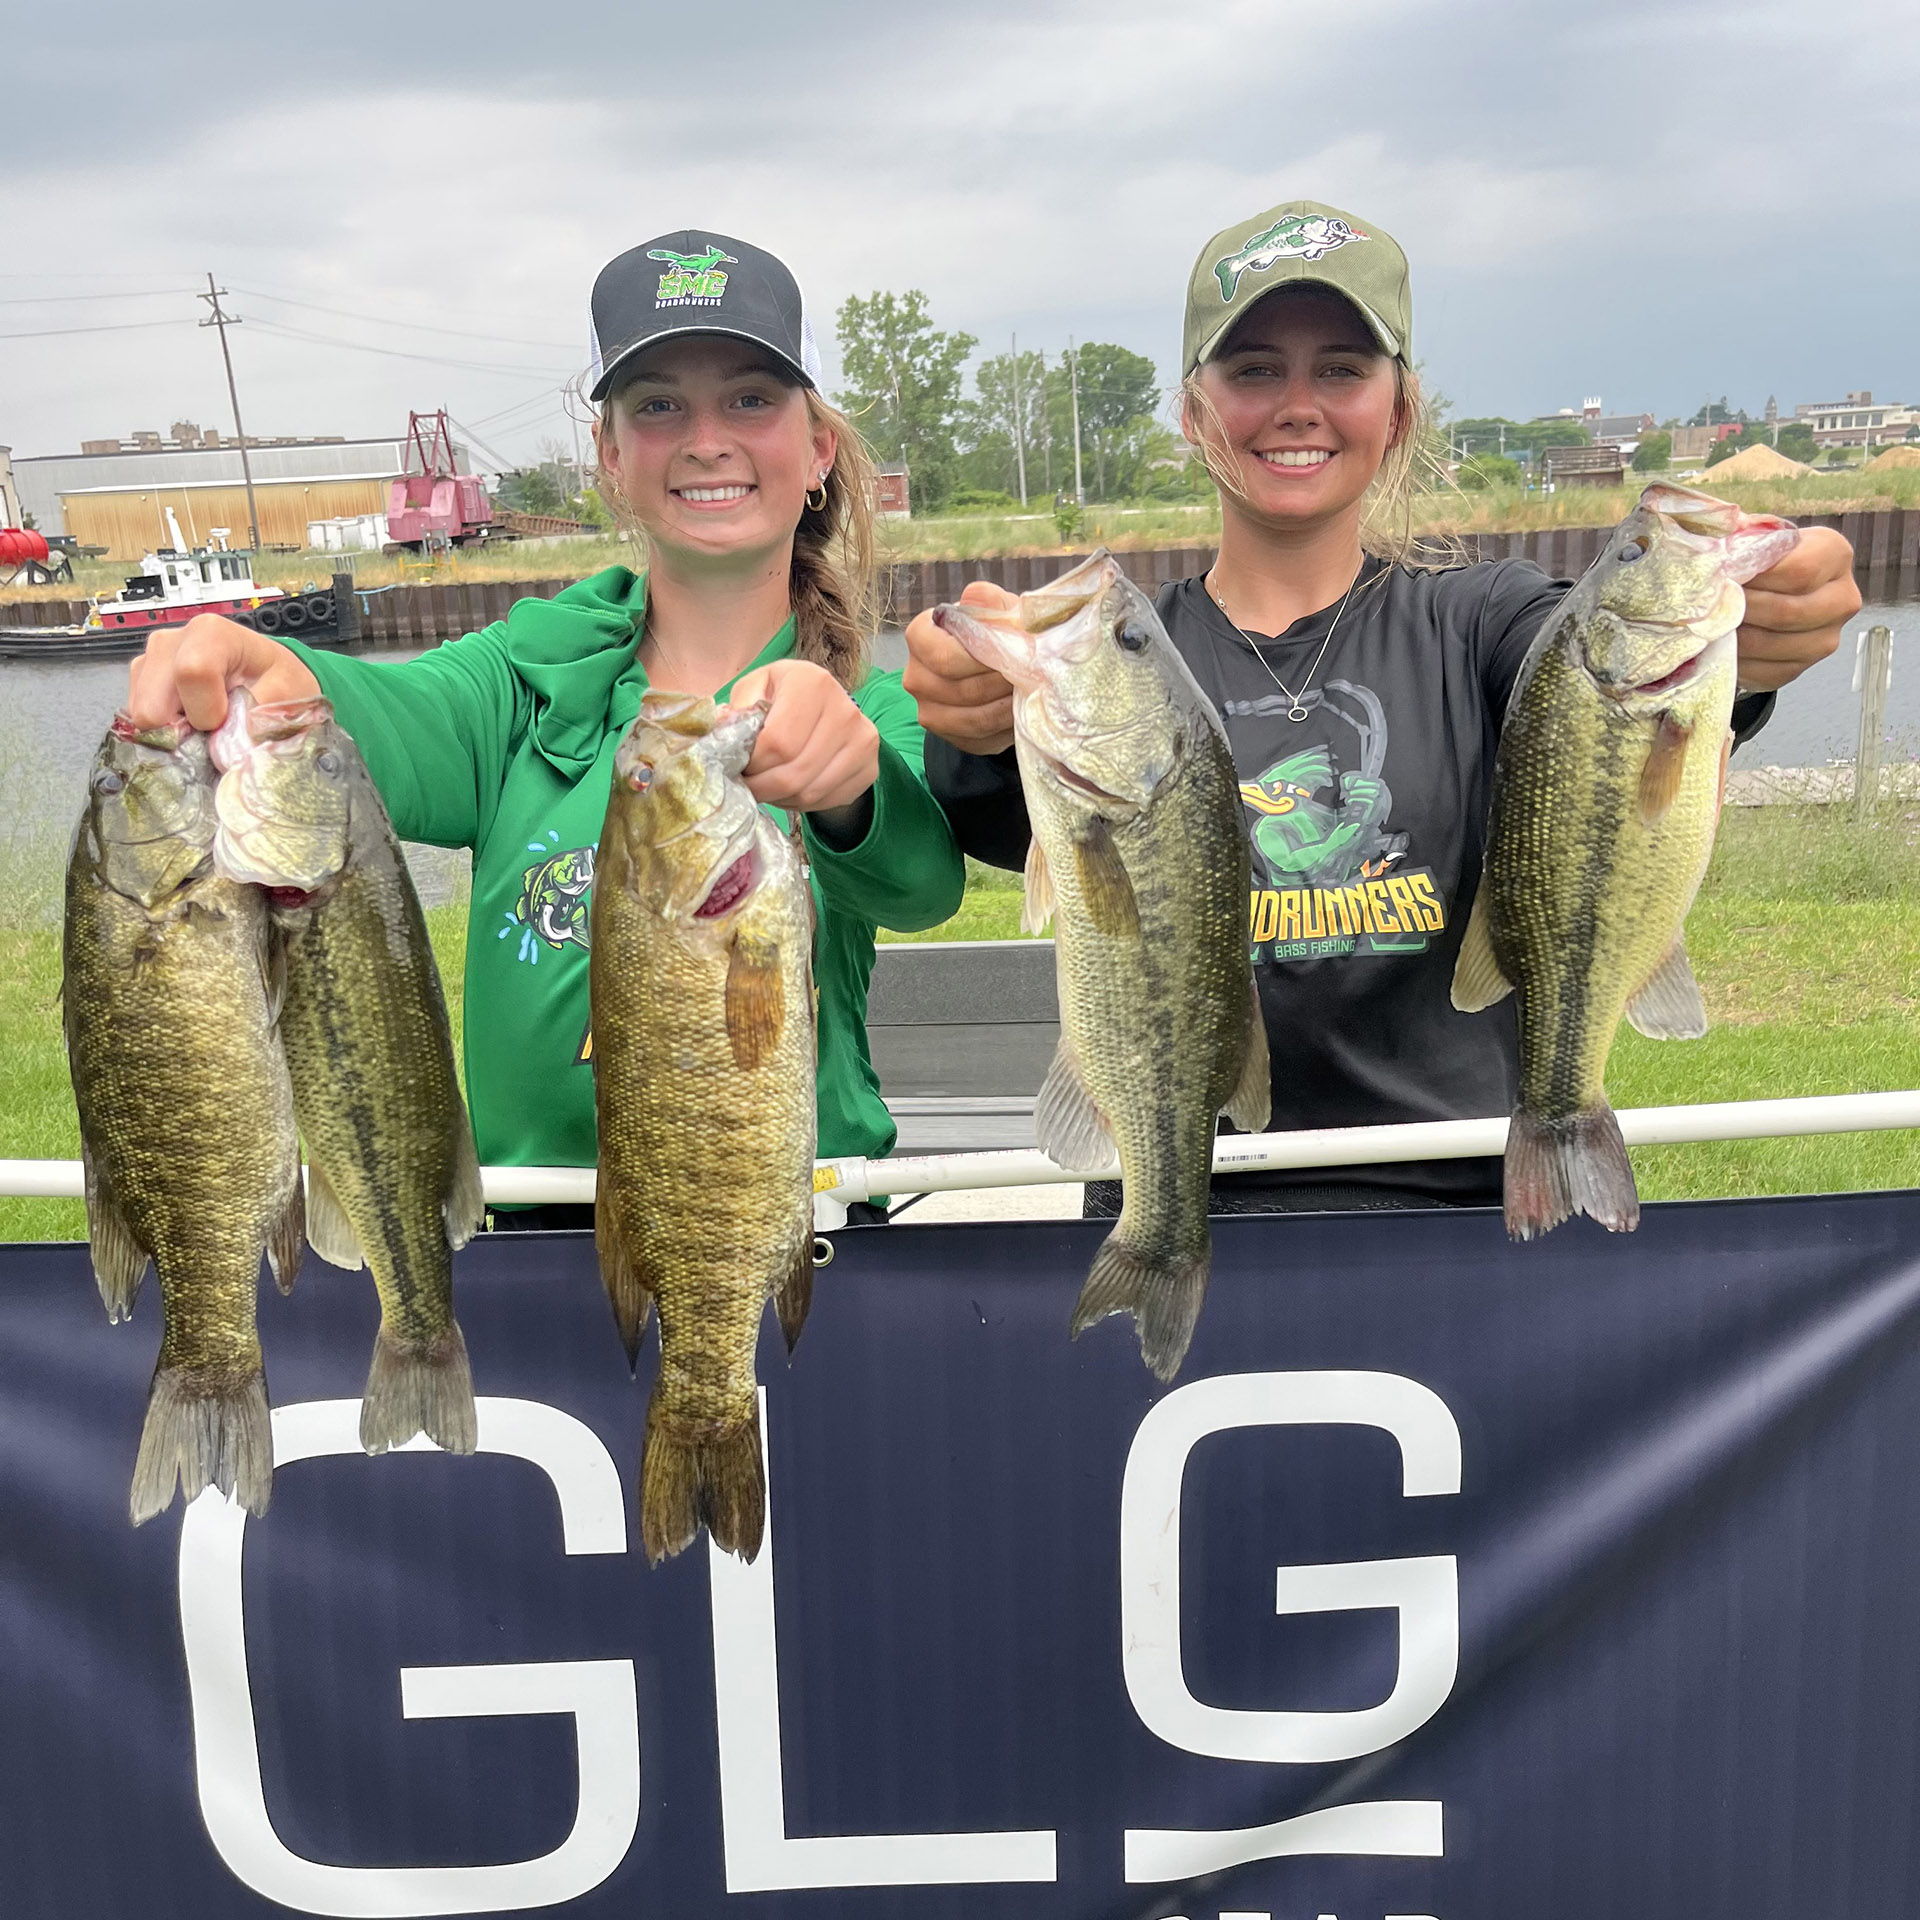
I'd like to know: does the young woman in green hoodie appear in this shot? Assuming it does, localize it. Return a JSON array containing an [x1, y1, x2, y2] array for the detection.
[[125, 230, 965, 1225]]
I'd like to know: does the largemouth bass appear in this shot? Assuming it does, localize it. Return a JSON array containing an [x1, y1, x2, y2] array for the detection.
[[590, 692, 815, 1564], [212, 693, 480, 1454], [63, 716, 303, 1522], [934, 551, 1269, 1380], [1452, 484, 1799, 1239]]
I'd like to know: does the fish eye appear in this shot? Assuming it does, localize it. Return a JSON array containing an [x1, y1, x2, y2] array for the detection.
[[627, 759, 654, 793], [315, 749, 341, 774], [92, 768, 126, 796], [1618, 537, 1650, 564], [1115, 619, 1153, 653]]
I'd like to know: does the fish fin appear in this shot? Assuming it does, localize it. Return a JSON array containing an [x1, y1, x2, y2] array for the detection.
[[266, 1170, 305, 1297], [641, 1399, 766, 1566], [1638, 713, 1695, 825], [1070, 1233, 1212, 1382], [773, 1233, 813, 1354], [725, 932, 786, 1071], [1022, 835, 1054, 935], [1222, 977, 1272, 1133], [261, 925, 287, 1029], [82, 1144, 149, 1323], [359, 1321, 477, 1456], [1625, 938, 1708, 1040], [130, 1364, 273, 1525], [1504, 1103, 1640, 1242], [1450, 880, 1513, 1012], [305, 1159, 364, 1270], [595, 1199, 654, 1369], [1073, 816, 1140, 937], [443, 1109, 485, 1251], [1035, 1035, 1116, 1172]]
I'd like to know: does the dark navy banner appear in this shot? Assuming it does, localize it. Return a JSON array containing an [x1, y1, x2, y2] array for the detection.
[[5, 1193, 1920, 1918]]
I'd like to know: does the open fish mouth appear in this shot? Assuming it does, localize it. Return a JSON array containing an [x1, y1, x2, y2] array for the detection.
[[695, 847, 759, 919], [1043, 754, 1131, 804]]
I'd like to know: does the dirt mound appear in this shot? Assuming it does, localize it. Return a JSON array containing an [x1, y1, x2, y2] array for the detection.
[[1704, 443, 1812, 480], [1865, 445, 1920, 470]]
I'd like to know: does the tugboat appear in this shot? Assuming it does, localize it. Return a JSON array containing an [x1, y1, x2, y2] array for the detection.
[[0, 511, 348, 660]]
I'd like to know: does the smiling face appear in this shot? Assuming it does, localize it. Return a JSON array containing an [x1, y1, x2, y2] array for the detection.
[[595, 336, 836, 570], [1185, 287, 1404, 535]]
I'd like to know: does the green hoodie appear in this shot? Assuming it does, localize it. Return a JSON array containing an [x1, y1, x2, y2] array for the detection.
[[288, 566, 962, 1174]]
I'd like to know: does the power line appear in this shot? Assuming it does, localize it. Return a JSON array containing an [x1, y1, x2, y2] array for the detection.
[[0, 317, 196, 340], [0, 287, 200, 306], [245, 317, 573, 379], [232, 284, 577, 352]]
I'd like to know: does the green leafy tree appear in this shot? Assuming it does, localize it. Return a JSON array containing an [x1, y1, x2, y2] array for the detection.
[[965, 347, 1047, 503], [1069, 342, 1159, 500], [1776, 422, 1816, 462], [497, 466, 567, 516], [1632, 430, 1672, 472], [1457, 454, 1522, 490], [835, 290, 977, 513], [1688, 397, 1745, 427]]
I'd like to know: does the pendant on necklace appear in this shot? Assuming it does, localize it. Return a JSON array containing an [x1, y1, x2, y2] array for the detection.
[[1287, 703, 1309, 723]]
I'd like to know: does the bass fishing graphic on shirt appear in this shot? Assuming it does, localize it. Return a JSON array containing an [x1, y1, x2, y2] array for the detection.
[[1227, 680, 1442, 958]]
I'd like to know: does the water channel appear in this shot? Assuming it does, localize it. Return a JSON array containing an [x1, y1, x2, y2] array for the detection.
[[5, 604, 1914, 918]]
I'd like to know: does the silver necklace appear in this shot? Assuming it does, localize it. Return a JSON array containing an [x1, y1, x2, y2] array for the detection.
[[1207, 565, 1360, 722]]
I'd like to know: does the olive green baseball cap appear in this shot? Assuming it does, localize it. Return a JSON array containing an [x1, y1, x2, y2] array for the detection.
[[1183, 199, 1412, 376]]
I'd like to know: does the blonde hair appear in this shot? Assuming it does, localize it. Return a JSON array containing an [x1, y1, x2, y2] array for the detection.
[[1180, 358, 1449, 570], [594, 377, 877, 689]]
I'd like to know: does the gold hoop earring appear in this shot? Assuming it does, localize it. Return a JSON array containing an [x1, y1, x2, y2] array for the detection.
[[806, 476, 829, 513]]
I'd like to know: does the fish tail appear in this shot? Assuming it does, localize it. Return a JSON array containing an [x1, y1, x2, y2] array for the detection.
[[359, 1320, 478, 1456], [640, 1398, 766, 1567], [1505, 1102, 1640, 1241], [1070, 1232, 1212, 1382], [130, 1364, 273, 1525]]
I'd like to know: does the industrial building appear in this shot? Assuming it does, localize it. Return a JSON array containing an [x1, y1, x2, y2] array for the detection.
[[10, 426, 459, 559], [0, 447, 19, 530]]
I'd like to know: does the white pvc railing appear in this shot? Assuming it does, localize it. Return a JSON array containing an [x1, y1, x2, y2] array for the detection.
[[5, 1090, 1916, 1209]]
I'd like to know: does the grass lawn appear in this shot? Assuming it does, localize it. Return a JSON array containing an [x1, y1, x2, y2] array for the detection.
[[5, 806, 1915, 1241]]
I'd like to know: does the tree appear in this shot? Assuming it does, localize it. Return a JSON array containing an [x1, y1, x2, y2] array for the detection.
[[497, 466, 567, 516], [965, 346, 1047, 503], [835, 290, 977, 513], [1688, 397, 1745, 427], [1776, 422, 1816, 463], [1458, 454, 1522, 490], [1632, 431, 1671, 472], [1069, 342, 1159, 500]]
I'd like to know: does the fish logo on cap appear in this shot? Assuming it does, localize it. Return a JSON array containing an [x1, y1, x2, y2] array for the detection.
[[648, 246, 738, 307], [1215, 215, 1367, 301]]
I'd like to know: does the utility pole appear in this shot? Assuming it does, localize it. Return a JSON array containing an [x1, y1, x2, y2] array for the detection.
[[1068, 336, 1085, 507], [1009, 333, 1029, 507], [200, 273, 261, 552]]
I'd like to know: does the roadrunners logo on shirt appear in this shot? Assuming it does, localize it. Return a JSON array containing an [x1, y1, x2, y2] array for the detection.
[[1215, 215, 1366, 300], [1228, 679, 1446, 961], [649, 246, 736, 306]]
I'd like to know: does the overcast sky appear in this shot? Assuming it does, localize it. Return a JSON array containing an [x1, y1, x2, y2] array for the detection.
[[7, 0, 1917, 469]]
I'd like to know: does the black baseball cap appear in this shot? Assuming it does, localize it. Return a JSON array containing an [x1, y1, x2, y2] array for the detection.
[[586, 230, 822, 401]]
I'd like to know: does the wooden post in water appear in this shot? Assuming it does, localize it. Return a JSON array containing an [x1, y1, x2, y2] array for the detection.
[[1853, 623, 1893, 821]]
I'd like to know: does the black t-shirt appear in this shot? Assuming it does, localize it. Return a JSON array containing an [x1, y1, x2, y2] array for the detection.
[[924, 557, 1777, 1207]]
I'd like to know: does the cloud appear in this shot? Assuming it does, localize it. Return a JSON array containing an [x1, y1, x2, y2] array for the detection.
[[6, 0, 1919, 471]]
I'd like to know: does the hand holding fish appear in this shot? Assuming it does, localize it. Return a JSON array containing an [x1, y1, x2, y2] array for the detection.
[[126, 612, 320, 734], [1733, 525, 1858, 692], [903, 580, 1020, 755], [729, 657, 878, 814]]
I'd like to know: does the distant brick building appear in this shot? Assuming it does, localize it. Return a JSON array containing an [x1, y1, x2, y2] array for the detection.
[[876, 464, 910, 518]]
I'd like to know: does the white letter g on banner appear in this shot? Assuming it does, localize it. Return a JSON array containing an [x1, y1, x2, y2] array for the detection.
[[1119, 1370, 1461, 1764], [178, 1398, 638, 1917]]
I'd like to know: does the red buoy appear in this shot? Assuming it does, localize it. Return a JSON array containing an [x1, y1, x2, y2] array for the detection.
[[0, 528, 51, 566]]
